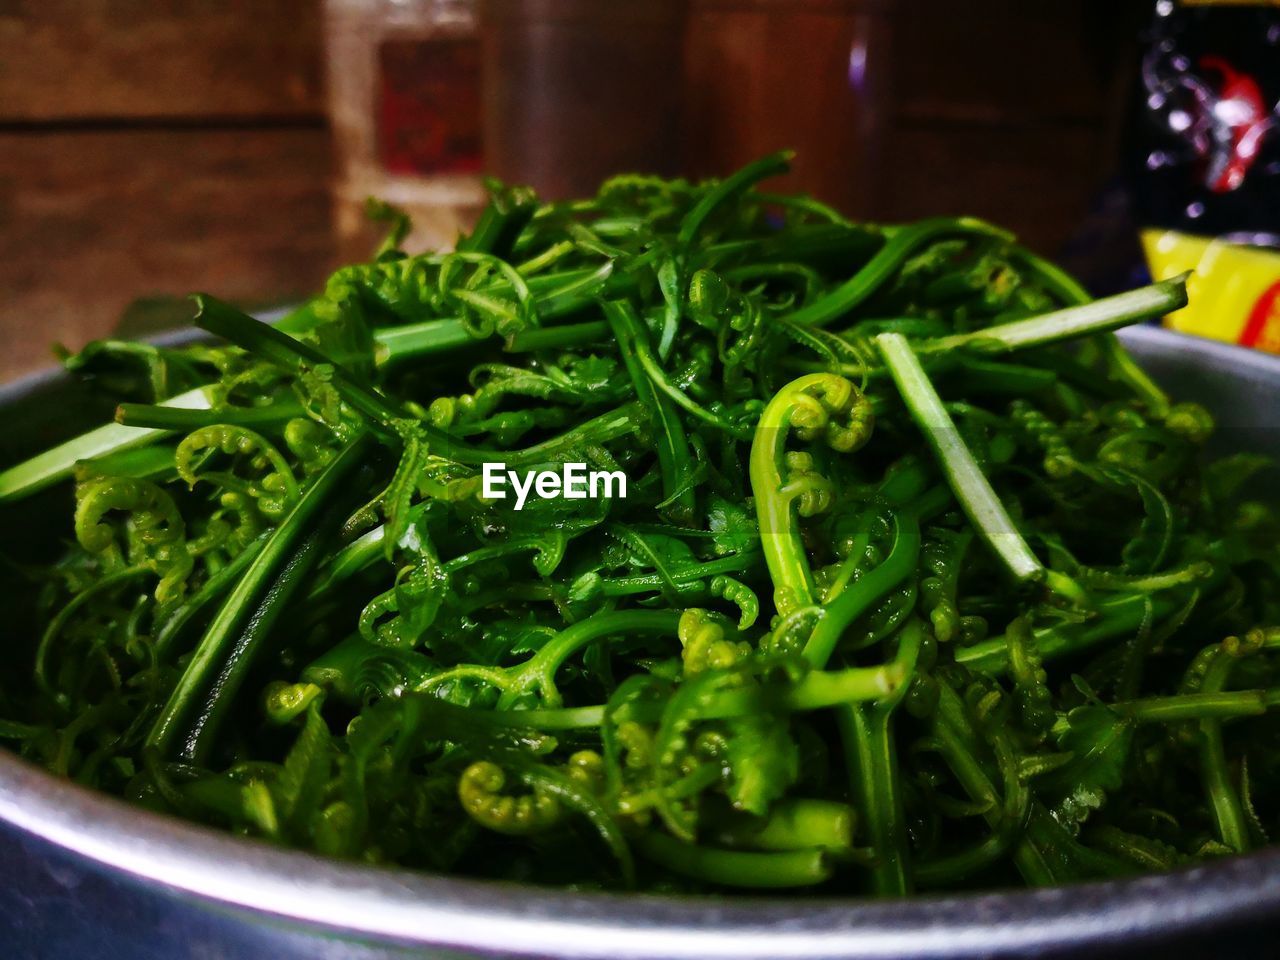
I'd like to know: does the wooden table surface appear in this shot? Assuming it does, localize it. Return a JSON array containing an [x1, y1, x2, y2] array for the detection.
[[0, 0, 1130, 381], [0, 0, 334, 380]]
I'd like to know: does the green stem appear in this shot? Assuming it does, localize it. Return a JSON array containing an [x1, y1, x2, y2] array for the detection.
[[876, 332, 1045, 585], [497, 609, 681, 708], [0, 273, 627, 502], [305, 510, 417, 600], [35, 564, 154, 695], [604, 300, 696, 523], [116, 399, 303, 430], [0, 385, 210, 501], [368, 264, 622, 364], [925, 274, 1189, 355], [1011, 247, 1170, 413], [200, 297, 637, 468], [677, 150, 793, 248], [633, 345, 750, 438], [194, 296, 405, 427], [455, 184, 537, 258], [748, 375, 832, 612], [956, 587, 1203, 674], [75, 443, 177, 483], [471, 403, 640, 468], [372, 318, 478, 366], [698, 658, 910, 717], [803, 498, 936, 667], [487, 704, 609, 730], [503, 320, 609, 353], [634, 831, 832, 888], [786, 217, 1013, 328], [839, 703, 909, 895], [146, 434, 371, 762], [153, 532, 271, 659], [932, 683, 1066, 886], [837, 618, 923, 896], [599, 554, 758, 597], [1121, 689, 1273, 724], [1197, 652, 1250, 853], [913, 707, 1032, 888], [714, 799, 854, 852], [474, 657, 910, 731]]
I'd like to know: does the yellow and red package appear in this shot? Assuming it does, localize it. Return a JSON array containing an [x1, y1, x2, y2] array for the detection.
[[1143, 229, 1280, 354]]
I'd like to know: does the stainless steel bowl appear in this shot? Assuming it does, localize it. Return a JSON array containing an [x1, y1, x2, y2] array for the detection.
[[2, 326, 1279, 959]]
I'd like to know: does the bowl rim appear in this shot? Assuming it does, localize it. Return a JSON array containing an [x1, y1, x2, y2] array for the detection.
[[3, 324, 1280, 958]]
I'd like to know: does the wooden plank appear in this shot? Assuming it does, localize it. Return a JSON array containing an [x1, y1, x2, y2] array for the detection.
[[875, 121, 1108, 255], [683, 3, 892, 218], [0, 127, 334, 379], [889, 0, 1134, 124], [0, 0, 324, 121]]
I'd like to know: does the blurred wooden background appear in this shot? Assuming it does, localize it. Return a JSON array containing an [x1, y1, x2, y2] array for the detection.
[[0, 0, 1132, 379], [0, 0, 334, 379]]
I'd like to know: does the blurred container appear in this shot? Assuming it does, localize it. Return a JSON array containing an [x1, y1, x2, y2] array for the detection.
[[325, 0, 487, 258], [683, 0, 893, 218], [480, 0, 686, 200], [1124, 0, 1280, 351], [1127, 0, 1280, 237]]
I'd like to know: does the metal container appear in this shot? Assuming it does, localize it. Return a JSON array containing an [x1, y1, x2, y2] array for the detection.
[[479, 0, 687, 200], [2, 326, 1279, 959]]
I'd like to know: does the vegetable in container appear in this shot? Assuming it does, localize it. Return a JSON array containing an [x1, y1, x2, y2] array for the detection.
[[0, 153, 1277, 896]]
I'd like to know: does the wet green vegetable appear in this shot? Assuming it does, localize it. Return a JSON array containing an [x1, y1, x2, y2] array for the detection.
[[1, 154, 1278, 895]]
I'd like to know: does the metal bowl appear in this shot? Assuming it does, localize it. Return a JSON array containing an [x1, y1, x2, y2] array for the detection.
[[2, 326, 1278, 959]]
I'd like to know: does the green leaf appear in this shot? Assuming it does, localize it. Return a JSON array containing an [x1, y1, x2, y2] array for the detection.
[[615, 528, 699, 571], [275, 701, 334, 839], [1100, 466, 1174, 574], [707, 494, 760, 557], [722, 713, 799, 816], [1204, 453, 1273, 504], [1043, 705, 1134, 830]]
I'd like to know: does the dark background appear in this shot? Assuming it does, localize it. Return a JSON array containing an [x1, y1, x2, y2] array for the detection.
[[0, 0, 1140, 379]]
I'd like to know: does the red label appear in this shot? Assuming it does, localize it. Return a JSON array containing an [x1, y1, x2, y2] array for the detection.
[[378, 35, 482, 177], [1239, 280, 1280, 354]]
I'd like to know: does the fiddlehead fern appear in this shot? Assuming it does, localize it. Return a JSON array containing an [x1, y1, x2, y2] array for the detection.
[[175, 425, 299, 520], [74, 477, 193, 604], [458, 760, 563, 835]]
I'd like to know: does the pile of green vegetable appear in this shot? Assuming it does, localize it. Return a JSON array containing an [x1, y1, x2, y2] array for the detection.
[[1, 152, 1278, 894]]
